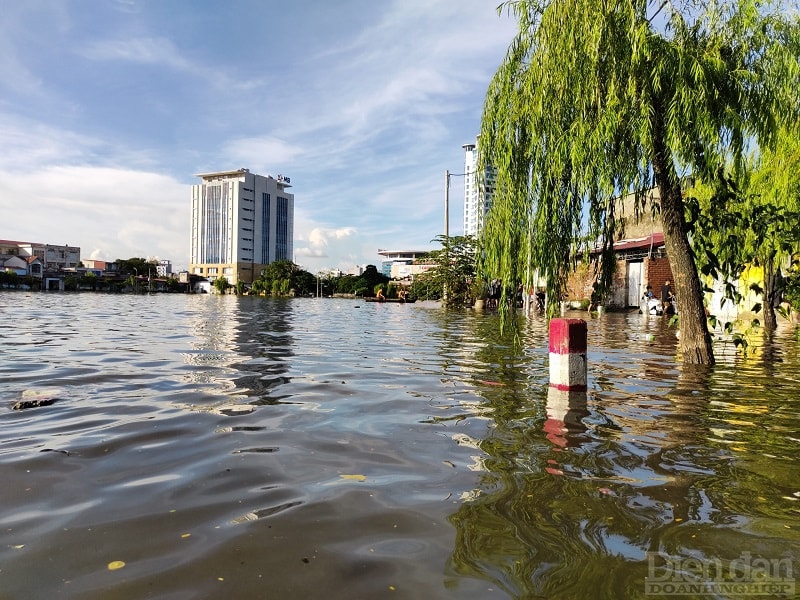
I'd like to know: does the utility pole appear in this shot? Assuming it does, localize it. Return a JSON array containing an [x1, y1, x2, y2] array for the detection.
[[444, 170, 450, 241]]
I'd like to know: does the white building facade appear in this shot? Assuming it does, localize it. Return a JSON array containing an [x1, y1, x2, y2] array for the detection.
[[462, 139, 495, 237], [156, 260, 172, 277], [190, 169, 294, 284], [377, 249, 433, 279]]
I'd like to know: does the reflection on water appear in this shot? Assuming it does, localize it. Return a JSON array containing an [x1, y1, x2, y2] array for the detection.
[[1, 294, 798, 599]]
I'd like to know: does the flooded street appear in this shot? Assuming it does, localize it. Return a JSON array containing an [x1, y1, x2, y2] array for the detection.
[[1, 293, 798, 599]]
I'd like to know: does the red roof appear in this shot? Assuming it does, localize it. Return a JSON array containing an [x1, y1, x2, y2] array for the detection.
[[613, 232, 664, 251], [591, 232, 665, 254]]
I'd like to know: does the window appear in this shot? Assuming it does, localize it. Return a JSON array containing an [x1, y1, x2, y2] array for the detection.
[[262, 193, 271, 264], [208, 268, 218, 275], [276, 196, 289, 260], [223, 268, 233, 275]]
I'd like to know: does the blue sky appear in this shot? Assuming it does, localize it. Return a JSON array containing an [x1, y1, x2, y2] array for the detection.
[[0, 0, 516, 272]]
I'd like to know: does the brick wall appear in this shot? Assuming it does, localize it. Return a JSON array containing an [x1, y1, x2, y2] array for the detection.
[[645, 258, 674, 295], [566, 262, 595, 301]]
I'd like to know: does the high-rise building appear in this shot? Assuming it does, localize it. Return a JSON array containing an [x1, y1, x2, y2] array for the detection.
[[462, 139, 495, 237], [190, 168, 294, 284]]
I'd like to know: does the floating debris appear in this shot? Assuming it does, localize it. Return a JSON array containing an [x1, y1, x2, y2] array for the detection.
[[12, 389, 63, 411]]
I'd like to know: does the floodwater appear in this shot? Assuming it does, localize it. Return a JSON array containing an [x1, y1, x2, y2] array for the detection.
[[1, 293, 798, 600]]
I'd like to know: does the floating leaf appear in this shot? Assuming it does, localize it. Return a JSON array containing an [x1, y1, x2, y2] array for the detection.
[[108, 561, 126, 571], [340, 474, 367, 482]]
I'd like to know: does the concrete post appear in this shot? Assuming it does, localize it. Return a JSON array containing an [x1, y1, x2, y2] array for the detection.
[[548, 318, 587, 392]]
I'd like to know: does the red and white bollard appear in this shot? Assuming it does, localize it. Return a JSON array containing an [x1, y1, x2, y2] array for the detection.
[[548, 318, 587, 392], [545, 318, 589, 456]]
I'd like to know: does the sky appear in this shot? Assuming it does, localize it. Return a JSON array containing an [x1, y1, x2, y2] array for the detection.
[[0, 0, 517, 273]]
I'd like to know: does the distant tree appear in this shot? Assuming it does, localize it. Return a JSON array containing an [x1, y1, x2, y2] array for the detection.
[[115, 257, 157, 276], [165, 277, 182, 292], [212, 277, 230, 294], [410, 272, 440, 301], [250, 279, 267, 295], [80, 272, 98, 291], [425, 235, 479, 307], [22, 275, 42, 291], [292, 270, 316, 296], [1, 271, 20, 289], [252, 260, 318, 296], [335, 274, 358, 294], [361, 265, 388, 290]]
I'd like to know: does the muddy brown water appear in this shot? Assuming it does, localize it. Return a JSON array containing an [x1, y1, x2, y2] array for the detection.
[[1, 293, 798, 599]]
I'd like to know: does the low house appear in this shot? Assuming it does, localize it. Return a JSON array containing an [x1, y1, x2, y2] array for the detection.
[[2, 255, 29, 276], [566, 188, 675, 308], [27, 256, 43, 278]]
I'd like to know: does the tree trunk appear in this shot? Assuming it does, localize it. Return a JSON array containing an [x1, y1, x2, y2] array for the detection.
[[650, 113, 715, 365], [762, 254, 777, 332]]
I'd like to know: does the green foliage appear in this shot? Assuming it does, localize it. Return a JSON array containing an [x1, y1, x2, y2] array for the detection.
[[292, 271, 316, 296], [333, 265, 389, 297], [784, 257, 800, 310], [410, 271, 441, 301], [212, 277, 230, 294], [22, 275, 42, 291], [480, 0, 800, 362], [165, 277, 182, 292], [250, 279, 266, 294], [426, 235, 479, 307], [115, 257, 157, 276], [253, 260, 317, 297], [686, 125, 800, 332], [79, 272, 98, 290], [0, 271, 20, 288]]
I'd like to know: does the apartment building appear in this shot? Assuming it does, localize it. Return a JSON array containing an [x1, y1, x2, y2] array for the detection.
[[189, 168, 294, 284], [462, 138, 495, 237]]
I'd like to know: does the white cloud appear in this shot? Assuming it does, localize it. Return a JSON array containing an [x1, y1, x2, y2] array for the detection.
[[1, 165, 188, 267], [79, 36, 190, 69]]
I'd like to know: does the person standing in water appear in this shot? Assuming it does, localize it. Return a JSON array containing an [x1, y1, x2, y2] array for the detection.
[[661, 280, 673, 314]]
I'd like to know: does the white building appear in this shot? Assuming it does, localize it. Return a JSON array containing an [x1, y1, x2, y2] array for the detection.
[[190, 168, 294, 284], [156, 260, 172, 277], [377, 249, 432, 279], [463, 139, 495, 237], [1, 239, 79, 271]]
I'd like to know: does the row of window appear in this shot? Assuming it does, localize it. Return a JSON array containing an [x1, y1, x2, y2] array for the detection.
[[194, 267, 234, 275]]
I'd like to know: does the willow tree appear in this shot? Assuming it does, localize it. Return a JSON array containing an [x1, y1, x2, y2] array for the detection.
[[479, 0, 800, 364]]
